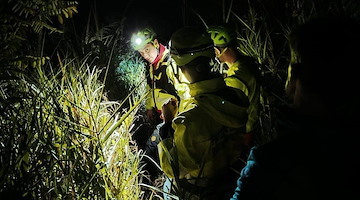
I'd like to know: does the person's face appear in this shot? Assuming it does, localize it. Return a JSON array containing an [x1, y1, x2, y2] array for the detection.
[[285, 50, 300, 101], [285, 64, 295, 100], [137, 40, 159, 63]]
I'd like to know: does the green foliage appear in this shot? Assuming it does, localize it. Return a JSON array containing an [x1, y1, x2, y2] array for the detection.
[[77, 16, 148, 102], [0, 0, 148, 199], [0, 0, 78, 68], [116, 52, 147, 90], [0, 61, 144, 199]]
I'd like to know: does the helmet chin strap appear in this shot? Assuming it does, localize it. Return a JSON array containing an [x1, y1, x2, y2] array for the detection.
[[216, 47, 228, 58], [214, 57, 221, 65]]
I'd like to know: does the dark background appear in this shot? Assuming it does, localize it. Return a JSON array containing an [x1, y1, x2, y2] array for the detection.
[[75, 0, 183, 42], [75, 0, 229, 43]]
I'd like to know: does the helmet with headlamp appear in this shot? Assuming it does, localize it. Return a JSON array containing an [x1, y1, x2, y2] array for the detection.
[[131, 28, 156, 50]]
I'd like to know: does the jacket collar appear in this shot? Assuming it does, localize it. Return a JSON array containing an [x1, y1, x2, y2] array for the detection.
[[151, 44, 167, 69]]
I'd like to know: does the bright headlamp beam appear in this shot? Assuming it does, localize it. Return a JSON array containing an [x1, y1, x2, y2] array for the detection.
[[135, 38, 142, 45]]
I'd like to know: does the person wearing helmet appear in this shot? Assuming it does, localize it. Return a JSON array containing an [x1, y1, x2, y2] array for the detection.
[[130, 27, 190, 183], [131, 27, 189, 122], [207, 25, 261, 147], [157, 26, 250, 199]]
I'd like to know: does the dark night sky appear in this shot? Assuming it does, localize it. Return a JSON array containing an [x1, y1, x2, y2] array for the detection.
[[75, 0, 223, 43], [76, 0, 185, 43]]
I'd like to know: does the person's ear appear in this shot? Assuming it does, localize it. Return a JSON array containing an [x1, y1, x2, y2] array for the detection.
[[285, 64, 298, 100], [195, 63, 203, 72], [153, 39, 159, 49]]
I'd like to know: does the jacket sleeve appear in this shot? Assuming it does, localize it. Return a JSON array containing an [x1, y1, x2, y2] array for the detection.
[[145, 85, 177, 110], [157, 138, 176, 178], [157, 113, 211, 179], [231, 146, 262, 200], [157, 116, 200, 179], [145, 84, 155, 110]]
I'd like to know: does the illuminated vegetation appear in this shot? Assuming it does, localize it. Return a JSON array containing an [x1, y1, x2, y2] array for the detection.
[[1, 0, 359, 199]]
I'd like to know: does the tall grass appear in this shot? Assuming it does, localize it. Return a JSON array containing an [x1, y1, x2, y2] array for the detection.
[[1, 0, 162, 199], [0, 53, 146, 199]]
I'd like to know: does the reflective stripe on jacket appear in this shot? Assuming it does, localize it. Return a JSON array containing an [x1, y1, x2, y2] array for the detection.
[[225, 59, 261, 133]]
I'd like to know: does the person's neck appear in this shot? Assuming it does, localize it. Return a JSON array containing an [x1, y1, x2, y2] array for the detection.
[[223, 49, 240, 66], [151, 44, 166, 69]]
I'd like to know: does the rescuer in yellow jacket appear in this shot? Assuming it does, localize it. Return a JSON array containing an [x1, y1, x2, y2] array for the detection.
[[131, 27, 190, 122], [158, 26, 250, 199], [207, 26, 261, 141], [131, 27, 190, 182]]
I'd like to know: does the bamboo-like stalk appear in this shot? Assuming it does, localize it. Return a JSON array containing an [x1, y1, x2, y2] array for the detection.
[[102, 89, 150, 144]]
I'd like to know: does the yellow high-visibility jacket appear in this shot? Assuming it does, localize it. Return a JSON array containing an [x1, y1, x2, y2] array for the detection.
[[224, 58, 261, 133], [158, 77, 249, 185], [145, 48, 190, 112]]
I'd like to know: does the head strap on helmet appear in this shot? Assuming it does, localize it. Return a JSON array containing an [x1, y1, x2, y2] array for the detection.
[[170, 43, 214, 56]]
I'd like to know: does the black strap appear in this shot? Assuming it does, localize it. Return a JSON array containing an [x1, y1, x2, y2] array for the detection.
[[171, 43, 214, 55]]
